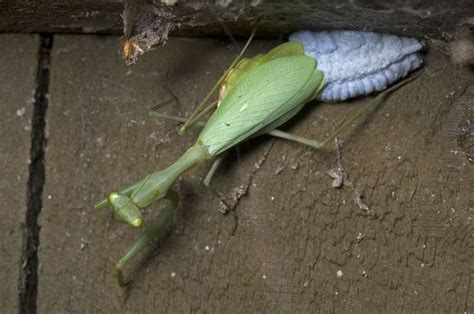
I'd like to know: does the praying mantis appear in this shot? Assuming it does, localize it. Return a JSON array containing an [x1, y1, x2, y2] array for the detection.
[[94, 30, 422, 287]]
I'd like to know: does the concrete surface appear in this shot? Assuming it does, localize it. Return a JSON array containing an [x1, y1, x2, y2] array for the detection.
[[0, 34, 38, 311], [1, 34, 473, 312]]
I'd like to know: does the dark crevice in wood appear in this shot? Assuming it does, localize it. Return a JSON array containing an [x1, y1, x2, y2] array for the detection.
[[18, 33, 53, 314]]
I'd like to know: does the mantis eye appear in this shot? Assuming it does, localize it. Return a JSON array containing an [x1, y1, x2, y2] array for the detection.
[[108, 192, 143, 228]]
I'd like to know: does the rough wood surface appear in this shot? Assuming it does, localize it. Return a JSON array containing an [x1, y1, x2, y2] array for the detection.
[[1, 0, 472, 40], [0, 34, 38, 311], [35, 35, 474, 312], [0, 1, 123, 34], [3, 1, 472, 64]]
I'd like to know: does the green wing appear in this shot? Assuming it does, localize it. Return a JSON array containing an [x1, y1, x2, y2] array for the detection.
[[197, 55, 323, 156], [222, 42, 308, 99], [264, 41, 307, 60]]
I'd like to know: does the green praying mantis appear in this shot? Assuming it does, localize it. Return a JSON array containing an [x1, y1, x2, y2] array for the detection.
[[94, 31, 421, 287]]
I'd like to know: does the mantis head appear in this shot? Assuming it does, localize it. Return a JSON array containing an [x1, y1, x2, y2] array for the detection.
[[108, 192, 143, 228]]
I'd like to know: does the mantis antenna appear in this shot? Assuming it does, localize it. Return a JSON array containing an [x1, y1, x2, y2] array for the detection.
[[178, 25, 259, 135]]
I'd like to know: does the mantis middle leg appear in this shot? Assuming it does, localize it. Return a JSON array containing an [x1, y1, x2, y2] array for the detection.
[[203, 155, 232, 212]]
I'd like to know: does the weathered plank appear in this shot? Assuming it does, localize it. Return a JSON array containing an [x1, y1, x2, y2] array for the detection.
[[0, 34, 38, 311], [1, 0, 472, 40], [38, 35, 473, 312], [3, 1, 472, 65], [0, 1, 123, 34]]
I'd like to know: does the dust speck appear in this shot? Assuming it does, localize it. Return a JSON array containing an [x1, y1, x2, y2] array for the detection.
[[216, 0, 233, 8], [16, 108, 26, 117]]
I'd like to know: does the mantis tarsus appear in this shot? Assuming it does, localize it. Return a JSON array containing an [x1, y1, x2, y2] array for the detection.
[[94, 32, 422, 287]]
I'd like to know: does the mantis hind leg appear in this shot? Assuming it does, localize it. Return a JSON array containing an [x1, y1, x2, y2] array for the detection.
[[268, 70, 424, 150], [268, 129, 327, 149], [116, 190, 179, 287]]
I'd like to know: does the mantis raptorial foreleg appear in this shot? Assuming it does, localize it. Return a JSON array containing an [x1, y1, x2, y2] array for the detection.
[[94, 178, 144, 210], [116, 190, 179, 287]]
